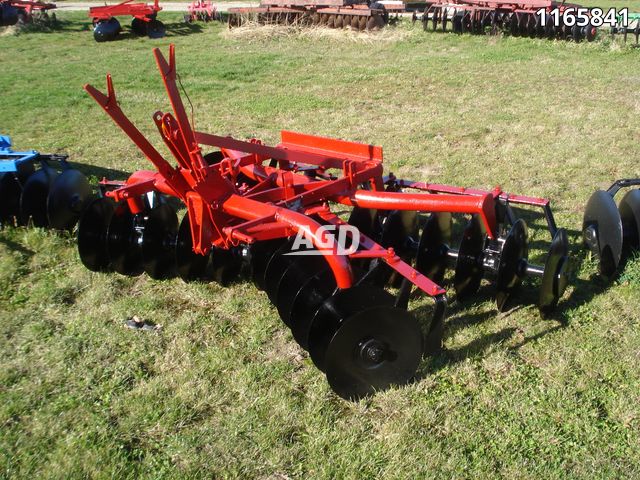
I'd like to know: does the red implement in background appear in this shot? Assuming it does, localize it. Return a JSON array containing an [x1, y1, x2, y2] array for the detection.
[[88, 0, 165, 41], [0, 0, 56, 25], [420, 0, 598, 41], [184, 0, 218, 22], [228, 0, 397, 30]]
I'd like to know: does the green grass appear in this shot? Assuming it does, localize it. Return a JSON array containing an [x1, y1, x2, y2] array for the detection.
[[1, 12, 640, 479]]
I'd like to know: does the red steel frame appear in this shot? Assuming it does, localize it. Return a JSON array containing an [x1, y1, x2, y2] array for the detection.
[[84, 45, 557, 302], [89, 0, 161, 21]]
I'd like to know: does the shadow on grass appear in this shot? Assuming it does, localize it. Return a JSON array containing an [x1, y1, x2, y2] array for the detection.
[[414, 240, 625, 378], [2, 19, 92, 34], [412, 269, 585, 381], [107, 22, 204, 42], [416, 317, 565, 382], [75, 163, 131, 182], [3, 17, 206, 37], [0, 235, 36, 257], [164, 21, 204, 37]]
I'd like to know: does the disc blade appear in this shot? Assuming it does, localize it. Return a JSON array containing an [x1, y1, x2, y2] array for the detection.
[[454, 215, 486, 299], [20, 169, 57, 227], [324, 306, 423, 401], [380, 210, 419, 256], [263, 241, 294, 303], [141, 204, 178, 280], [107, 203, 144, 276], [289, 269, 336, 349], [175, 214, 209, 281], [307, 285, 395, 372], [210, 247, 242, 286], [47, 169, 92, 230], [275, 255, 327, 327], [539, 227, 569, 315], [0, 173, 22, 226], [582, 190, 622, 278], [348, 207, 381, 240], [415, 212, 452, 285], [495, 219, 528, 312], [77, 197, 115, 272], [618, 188, 640, 251], [376, 210, 419, 286], [147, 19, 165, 39], [248, 239, 287, 290]]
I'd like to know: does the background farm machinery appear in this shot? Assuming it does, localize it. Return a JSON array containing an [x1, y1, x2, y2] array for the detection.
[[421, 0, 597, 41], [0, 136, 90, 230], [0, 0, 56, 26], [75, 45, 570, 400], [227, 0, 401, 29], [610, 12, 640, 45], [184, 0, 219, 23], [89, 0, 164, 42], [583, 179, 640, 280]]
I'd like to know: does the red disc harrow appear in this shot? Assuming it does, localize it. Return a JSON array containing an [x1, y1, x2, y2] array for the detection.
[[88, 0, 165, 42], [421, 0, 597, 41], [79, 45, 569, 400], [184, 0, 218, 23], [228, 0, 394, 30]]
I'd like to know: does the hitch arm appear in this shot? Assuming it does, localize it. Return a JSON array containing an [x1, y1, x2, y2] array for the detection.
[[84, 75, 191, 200]]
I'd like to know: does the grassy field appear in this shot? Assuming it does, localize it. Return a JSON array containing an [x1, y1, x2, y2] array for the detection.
[[1, 12, 640, 479]]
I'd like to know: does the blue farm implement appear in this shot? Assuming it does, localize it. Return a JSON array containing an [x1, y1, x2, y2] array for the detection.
[[0, 136, 91, 230], [0, 0, 56, 26]]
